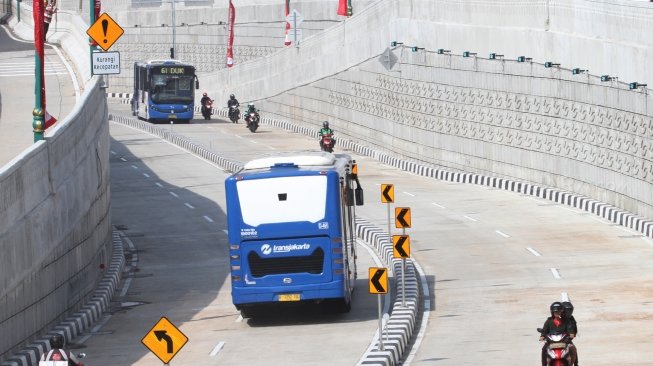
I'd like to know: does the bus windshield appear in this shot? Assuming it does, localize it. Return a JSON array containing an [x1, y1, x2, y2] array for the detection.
[[237, 176, 327, 226], [150, 73, 194, 104]]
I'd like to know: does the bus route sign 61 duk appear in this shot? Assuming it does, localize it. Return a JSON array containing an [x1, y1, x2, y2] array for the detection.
[[92, 51, 120, 75]]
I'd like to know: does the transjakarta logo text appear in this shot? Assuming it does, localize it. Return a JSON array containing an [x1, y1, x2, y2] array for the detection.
[[260, 243, 311, 255]]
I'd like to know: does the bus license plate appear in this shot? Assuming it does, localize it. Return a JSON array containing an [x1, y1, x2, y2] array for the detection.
[[168, 114, 177, 119], [278, 294, 300, 302]]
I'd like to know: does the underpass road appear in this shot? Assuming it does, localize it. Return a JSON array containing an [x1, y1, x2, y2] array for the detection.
[[78, 115, 382, 365], [93, 102, 653, 365]]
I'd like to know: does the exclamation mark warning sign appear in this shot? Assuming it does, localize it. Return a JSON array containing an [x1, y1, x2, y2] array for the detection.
[[86, 13, 124, 52]]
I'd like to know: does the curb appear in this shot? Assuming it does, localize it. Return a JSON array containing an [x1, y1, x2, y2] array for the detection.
[[1, 231, 125, 366]]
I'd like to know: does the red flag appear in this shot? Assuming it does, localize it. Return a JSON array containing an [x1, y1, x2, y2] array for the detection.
[[33, 0, 48, 127], [90, 0, 101, 46], [337, 0, 348, 16], [284, 0, 291, 46], [226, 0, 235, 67], [45, 110, 57, 128]]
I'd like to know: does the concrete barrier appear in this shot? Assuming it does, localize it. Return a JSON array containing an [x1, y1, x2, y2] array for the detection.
[[0, 4, 112, 362]]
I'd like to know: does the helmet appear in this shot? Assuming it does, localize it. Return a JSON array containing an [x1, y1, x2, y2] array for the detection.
[[203, 92, 207, 97], [248, 103, 254, 107], [550, 301, 563, 315], [322, 121, 329, 128], [49, 334, 64, 349], [562, 301, 574, 317], [230, 94, 235, 99]]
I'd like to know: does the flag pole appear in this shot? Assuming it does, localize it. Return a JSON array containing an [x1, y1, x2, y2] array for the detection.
[[33, 0, 44, 142]]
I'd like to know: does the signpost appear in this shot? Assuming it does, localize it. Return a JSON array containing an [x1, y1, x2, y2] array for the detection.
[[381, 184, 394, 239], [141, 317, 188, 364], [86, 13, 124, 52], [91, 51, 120, 75], [369, 267, 388, 351], [285, 9, 303, 47], [393, 234, 411, 307]]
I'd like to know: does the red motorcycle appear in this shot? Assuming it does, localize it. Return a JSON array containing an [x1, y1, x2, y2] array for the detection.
[[538, 328, 576, 366], [320, 133, 334, 153]]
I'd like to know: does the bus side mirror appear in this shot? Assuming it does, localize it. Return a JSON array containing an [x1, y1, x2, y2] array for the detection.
[[195, 80, 199, 89], [355, 187, 364, 206], [346, 189, 354, 206]]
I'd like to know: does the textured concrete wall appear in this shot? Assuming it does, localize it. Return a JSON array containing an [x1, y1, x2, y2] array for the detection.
[[0, 7, 112, 362]]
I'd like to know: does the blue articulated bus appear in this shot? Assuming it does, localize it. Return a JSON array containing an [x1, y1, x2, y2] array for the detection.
[[132, 60, 199, 123], [225, 152, 364, 317]]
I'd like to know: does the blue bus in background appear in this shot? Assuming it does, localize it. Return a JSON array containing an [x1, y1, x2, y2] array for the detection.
[[132, 60, 199, 123], [225, 152, 364, 317]]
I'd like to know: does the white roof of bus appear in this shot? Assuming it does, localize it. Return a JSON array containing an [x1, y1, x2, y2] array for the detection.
[[243, 152, 336, 170]]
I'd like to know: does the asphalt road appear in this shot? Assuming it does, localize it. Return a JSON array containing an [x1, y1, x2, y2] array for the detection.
[[93, 102, 653, 365]]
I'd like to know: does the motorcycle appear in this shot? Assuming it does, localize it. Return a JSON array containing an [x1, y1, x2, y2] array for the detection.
[[229, 105, 240, 124], [201, 100, 214, 120], [320, 133, 334, 153], [538, 328, 576, 366], [245, 111, 260, 132]]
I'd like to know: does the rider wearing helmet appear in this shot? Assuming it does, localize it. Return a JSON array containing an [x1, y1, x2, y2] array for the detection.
[[540, 302, 576, 366], [244, 103, 259, 127], [40, 334, 84, 366], [227, 94, 240, 109], [318, 121, 335, 150], [562, 301, 579, 366], [201, 92, 212, 107]]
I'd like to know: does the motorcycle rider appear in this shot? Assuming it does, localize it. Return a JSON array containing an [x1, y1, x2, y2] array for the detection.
[[562, 301, 579, 366], [318, 120, 336, 150], [540, 302, 576, 366], [227, 94, 240, 123], [40, 334, 84, 366], [200, 92, 214, 120], [244, 103, 259, 128]]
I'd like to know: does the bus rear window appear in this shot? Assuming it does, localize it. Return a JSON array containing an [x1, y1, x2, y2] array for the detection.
[[237, 176, 327, 226]]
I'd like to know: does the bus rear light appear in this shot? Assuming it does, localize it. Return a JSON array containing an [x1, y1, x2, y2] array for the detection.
[[333, 247, 342, 253], [333, 258, 343, 264], [334, 269, 344, 275], [332, 237, 342, 243], [231, 265, 241, 271], [230, 244, 240, 250], [231, 254, 240, 260], [231, 275, 241, 281]]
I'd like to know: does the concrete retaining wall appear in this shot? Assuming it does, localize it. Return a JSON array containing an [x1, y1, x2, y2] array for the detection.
[[0, 5, 112, 362]]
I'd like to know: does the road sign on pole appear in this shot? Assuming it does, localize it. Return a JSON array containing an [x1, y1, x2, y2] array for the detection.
[[141, 316, 188, 364], [91, 51, 120, 75], [285, 9, 304, 26], [368, 267, 388, 294], [395, 207, 411, 228], [392, 235, 410, 258], [381, 184, 394, 203], [86, 13, 124, 52]]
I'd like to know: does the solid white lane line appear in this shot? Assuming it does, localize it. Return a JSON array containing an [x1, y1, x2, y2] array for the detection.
[[169, 191, 179, 198], [131, 165, 138, 169], [526, 247, 541, 257], [403, 192, 415, 197], [184, 203, 195, 209], [143, 173, 150, 178], [203, 216, 214, 223], [641, 237, 653, 247], [495, 230, 511, 238], [559, 206, 578, 214], [431, 202, 446, 209], [235, 315, 243, 322], [155, 182, 164, 188], [209, 341, 225, 357], [462, 215, 477, 222], [550, 268, 562, 279]]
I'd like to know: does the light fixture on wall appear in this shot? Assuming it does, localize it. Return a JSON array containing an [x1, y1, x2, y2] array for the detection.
[[544, 62, 560, 68], [489, 53, 504, 60], [517, 56, 532, 62], [600, 75, 615, 82], [411, 46, 425, 52], [572, 68, 587, 75], [629, 82, 648, 90], [390, 41, 404, 47], [463, 51, 477, 58], [437, 49, 451, 54]]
